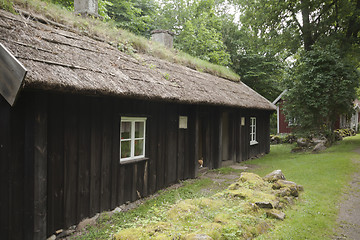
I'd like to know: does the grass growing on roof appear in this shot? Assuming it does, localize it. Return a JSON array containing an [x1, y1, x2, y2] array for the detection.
[[9, 0, 240, 81]]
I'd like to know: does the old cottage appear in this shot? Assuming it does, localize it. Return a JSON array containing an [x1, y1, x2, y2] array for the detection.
[[0, 8, 275, 240]]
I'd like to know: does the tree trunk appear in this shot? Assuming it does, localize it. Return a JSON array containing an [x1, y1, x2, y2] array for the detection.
[[346, 0, 360, 41], [301, 0, 313, 51]]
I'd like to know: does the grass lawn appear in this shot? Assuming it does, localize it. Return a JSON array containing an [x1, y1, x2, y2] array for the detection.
[[250, 135, 360, 239], [73, 135, 360, 240]]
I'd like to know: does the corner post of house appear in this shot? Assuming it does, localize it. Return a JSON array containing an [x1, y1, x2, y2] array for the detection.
[[214, 109, 222, 169], [236, 112, 242, 163], [33, 94, 48, 240], [265, 112, 271, 154]]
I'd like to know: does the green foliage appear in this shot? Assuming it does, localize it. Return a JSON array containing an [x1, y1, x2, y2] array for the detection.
[[334, 128, 357, 138], [232, 51, 283, 101], [98, 0, 112, 20], [217, 11, 284, 100], [230, 0, 360, 102], [233, 0, 360, 55], [155, 0, 231, 66], [284, 43, 360, 138], [0, 0, 14, 12], [175, 11, 231, 66], [107, 0, 157, 37]]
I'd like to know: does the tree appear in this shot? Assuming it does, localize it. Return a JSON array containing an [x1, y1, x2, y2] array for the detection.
[[233, 0, 360, 138], [233, 0, 360, 56], [284, 43, 359, 139], [175, 8, 231, 65], [218, 13, 284, 100], [154, 0, 231, 66], [107, 0, 158, 37]]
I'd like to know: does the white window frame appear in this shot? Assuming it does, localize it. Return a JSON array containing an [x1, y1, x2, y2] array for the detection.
[[120, 117, 146, 163], [250, 117, 258, 145]]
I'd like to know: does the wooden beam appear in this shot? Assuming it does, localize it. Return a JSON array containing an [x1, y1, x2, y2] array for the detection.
[[33, 94, 47, 240]]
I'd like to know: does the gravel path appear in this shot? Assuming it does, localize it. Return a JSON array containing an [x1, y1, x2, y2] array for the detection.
[[334, 148, 360, 239]]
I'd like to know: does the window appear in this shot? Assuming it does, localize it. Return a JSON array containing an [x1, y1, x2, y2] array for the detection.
[[120, 117, 146, 163], [288, 117, 297, 126], [250, 117, 258, 145]]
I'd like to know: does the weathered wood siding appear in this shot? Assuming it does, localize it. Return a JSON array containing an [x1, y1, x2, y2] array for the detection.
[[0, 92, 272, 240], [45, 93, 199, 235]]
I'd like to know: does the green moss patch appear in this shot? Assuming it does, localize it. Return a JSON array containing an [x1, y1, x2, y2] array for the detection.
[[112, 171, 302, 240]]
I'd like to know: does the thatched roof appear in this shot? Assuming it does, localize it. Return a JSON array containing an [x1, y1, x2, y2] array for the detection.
[[0, 9, 275, 110]]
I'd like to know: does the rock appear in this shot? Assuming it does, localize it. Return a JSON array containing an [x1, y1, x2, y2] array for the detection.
[[276, 180, 297, 188], [284, 196, 294, 205], [263, 170, 286, 182], [270, 135, 281, 144], [312, 142, 326, 152], [239, 172, 265, 186], [112, 207, 122, 214], [276, 188, 291, 197], [266, 209, 285, 220], [289, 186, 299, 197], [272, 200, 280, 209], [297, 185, 304, 191], [47, 235, 56, 240], [76, 213, 99, 231], [56, 229, 75, 239], [273, 180, 299, 197], [297, 138, 308, 147], [185, 234, 213, 240], [255, 201, 273, 209], [312, 138, 326, 145]]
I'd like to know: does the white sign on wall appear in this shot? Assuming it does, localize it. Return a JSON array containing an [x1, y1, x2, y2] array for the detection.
[[179, 116, 188, 129], [241, 117, 245, 126]]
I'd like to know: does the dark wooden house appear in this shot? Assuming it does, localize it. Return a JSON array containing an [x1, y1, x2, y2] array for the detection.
[[0, 9, 276, 240]]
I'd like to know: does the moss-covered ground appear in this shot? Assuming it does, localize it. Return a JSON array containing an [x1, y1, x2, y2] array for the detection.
[[72, 135, 360, 240]]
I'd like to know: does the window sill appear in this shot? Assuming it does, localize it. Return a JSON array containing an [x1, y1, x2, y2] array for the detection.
[[120, 157, 149, 165], [250, 141, 258, 146]]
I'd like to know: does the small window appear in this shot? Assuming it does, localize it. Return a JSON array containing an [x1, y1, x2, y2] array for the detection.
[[120, 117, 146, 163], [250, 117, 258, 145]]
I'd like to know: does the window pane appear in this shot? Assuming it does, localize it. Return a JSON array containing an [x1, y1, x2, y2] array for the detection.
[[135, 122, 144, 138], [121, 122, 131, 139], [121, 140, 131, 158], [134, 139, 144, 156]]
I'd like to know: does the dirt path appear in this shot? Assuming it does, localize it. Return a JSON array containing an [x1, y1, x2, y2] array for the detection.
[[334, 148, 360, 240]]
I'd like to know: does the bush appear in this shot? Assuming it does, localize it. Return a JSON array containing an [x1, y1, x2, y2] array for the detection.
[[270, 134, 297, 145], [334, 128, 357, 140]]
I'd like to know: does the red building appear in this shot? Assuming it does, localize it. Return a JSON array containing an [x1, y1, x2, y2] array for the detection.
[[272, 90, 293, 134], [273, 90, 360, 134]]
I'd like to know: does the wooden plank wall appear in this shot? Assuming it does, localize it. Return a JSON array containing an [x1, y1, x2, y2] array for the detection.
[[46, 94, 198, 236], [0, 94, 44, 240], [220, 108, 272, 163], [0, 92, 273, 239]]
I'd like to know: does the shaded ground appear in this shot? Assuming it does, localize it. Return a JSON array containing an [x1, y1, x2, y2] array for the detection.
[[334, 148, 360, 240]]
